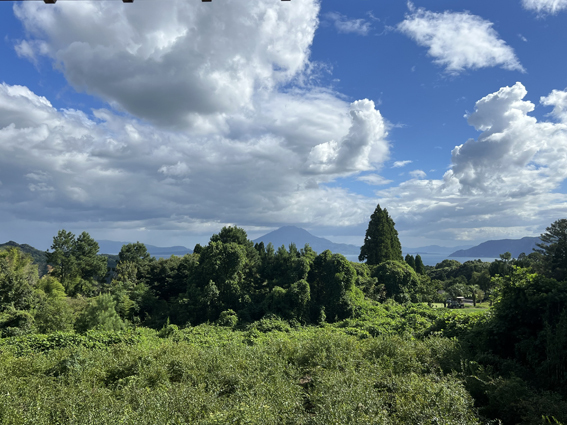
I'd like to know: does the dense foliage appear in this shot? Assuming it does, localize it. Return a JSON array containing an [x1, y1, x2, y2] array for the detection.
[[0, 217, 566, 424]]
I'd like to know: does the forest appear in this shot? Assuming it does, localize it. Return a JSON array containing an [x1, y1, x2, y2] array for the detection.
[[0, 205, 566, 424]]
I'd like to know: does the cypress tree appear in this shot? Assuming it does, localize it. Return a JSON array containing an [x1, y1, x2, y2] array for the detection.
[[415, 254, 425, 274], [359, 205, 403, 265], [405, 254, 416, 270]]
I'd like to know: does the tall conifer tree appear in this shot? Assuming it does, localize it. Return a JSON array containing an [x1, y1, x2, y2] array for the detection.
[[359, 205, 403, 265], [415, 254, 425, 274], [405, 254, 416, 270]]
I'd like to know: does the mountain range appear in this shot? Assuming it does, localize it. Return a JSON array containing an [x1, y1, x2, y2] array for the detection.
[[96, 240, 193, 257], [449, 237, 541, 258], [2, 229, 544, 275]]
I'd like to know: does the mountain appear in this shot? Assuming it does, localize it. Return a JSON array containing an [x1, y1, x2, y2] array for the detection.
[[449, 237, 541, 258], [404, 244, 473, 255], [97, 240, 192, 257], [0, 241, 48, 275], [253, 226, 360, 256]]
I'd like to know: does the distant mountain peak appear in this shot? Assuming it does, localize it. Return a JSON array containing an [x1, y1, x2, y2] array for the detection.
[[253, 227, 360, 256]]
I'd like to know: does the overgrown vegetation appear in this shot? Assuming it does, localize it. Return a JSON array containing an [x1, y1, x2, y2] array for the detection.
[[0, 213, 566, 424]]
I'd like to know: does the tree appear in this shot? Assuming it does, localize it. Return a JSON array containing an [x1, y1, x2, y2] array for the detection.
[[405, 254, 416, 270], [536, 219, 567, 281], [75, 293, 125, 332], [373, 260, 419, 303], [415, 254, 425, 275], [46, 230, 107, 295], [359, 204, 403, 265], [309, 251, 357, 321], [118, 242, 151, 265], [0, 248, 38, 311]]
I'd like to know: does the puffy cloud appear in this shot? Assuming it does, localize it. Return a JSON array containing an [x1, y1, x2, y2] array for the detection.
[[522, 0, 567, 14], [392, 160, 412, 168], [377, 83, 567, 242], [13, 0, 319, 128], [541, 89, 567, 122], [306, 99, 389, 174], [398, 7, 524, 74], [325, 12, 372, 35]]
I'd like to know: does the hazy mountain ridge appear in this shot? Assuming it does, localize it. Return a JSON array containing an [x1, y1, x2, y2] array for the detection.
[[449, 237, 541, 258], [404, 244, 473, 255], [97, 240, 193, 257], [253, 226, 360, 256]]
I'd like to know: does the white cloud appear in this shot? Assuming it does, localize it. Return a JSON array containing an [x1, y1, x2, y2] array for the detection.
[[0, 80, 382, 234], [392, 160, 412, 168], [306, 99, 389, 174], [376, 83, 567, 243], [522, 0, 567, 14], [357, 174, 393, 186], [326, 12, 372, 35], [541, 89, 567, 122], [409, 170, 426, 179], [14, 0, 320, 128], [398, 7, 525, 74]]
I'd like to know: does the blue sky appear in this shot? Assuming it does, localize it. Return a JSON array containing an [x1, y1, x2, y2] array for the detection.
[[0, 0, 566, 250]]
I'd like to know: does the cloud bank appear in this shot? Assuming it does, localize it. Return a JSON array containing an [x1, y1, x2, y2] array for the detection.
[[377, 83, 567, 242], [2, 0, 390, 241]]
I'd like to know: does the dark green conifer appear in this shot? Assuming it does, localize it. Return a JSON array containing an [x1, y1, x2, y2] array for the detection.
[[359, 205, 403, 265], [415, 254, 425, 274], [405, 254, 416, 270]]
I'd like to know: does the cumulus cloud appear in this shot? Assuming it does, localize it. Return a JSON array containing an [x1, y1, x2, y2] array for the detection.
[[522, 0, 567, 14], [392, 160, 412, 168], [376, 83, 567, 243], [306, 99, 389, 174], [13, 0, 319, 128], [0, 81, 382, 236], [541, 89, 567, 122], [326, 12, 372, 35], [398, 7, 524, 74]]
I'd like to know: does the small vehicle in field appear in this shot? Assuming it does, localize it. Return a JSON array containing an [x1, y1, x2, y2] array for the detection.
[[446, 297, 465, 309]]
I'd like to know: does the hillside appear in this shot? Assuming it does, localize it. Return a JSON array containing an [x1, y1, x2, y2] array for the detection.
[[449, 236, 540, 258], [0, 241, 48, 275], [253, 226, 360, 256]]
